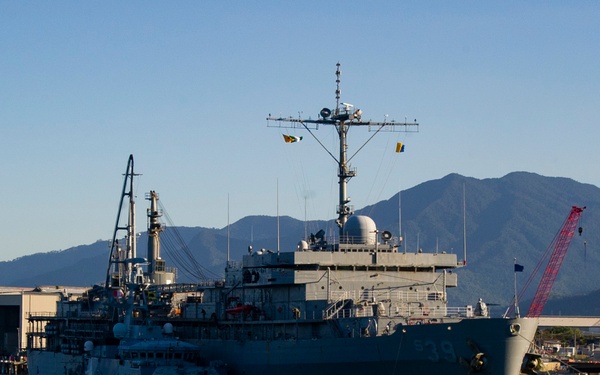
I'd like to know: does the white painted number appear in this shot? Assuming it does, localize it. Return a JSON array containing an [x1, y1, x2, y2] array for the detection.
[[413, 340, 456, 363], [440, 340, 457, 362]]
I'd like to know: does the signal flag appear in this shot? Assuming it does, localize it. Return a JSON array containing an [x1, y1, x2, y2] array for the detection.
[[283, 134, 303, 143], [514, 264, 524, 272]]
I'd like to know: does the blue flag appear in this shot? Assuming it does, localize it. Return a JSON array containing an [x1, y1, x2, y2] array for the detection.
[[514, 264, 524, 272]]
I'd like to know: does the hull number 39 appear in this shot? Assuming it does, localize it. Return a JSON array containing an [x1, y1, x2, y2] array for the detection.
[[413, 340, 457, 362]]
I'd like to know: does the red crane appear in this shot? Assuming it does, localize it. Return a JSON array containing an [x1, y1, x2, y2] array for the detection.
[[524, 206, 585, 318]]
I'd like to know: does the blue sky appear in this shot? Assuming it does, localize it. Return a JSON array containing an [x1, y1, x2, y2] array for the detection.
[[1, 2, 599, 261]]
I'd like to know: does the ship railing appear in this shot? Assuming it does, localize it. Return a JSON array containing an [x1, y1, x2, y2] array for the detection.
[[360, 289, 444, 302], [27, 312, 58, 318], [68, 310, 107, 318], [392, 306, 470, 319], [311, 289, 443, 303], [307, 290, 358, 301], [330, 290, 355, 301], [323, 292, 352, 319], [308, 290, 359, 302], [445, 306, 471, 317], [305, 234, 399, 251], [331, 305, 374, 319], [28, 309, 110, 319], [57, 309, 106, 319], [326, 305, 471, 320], [150, 282, 220, 293]]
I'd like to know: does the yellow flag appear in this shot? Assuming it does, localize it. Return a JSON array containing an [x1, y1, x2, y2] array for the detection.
[[283, 134, 302, 143]]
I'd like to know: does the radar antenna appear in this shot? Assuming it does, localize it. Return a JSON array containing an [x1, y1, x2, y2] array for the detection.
[[267, 63, 419, 236]]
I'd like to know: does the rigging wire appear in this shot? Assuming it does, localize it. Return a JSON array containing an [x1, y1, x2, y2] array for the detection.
[[157, 200, 222, 281], [382, 131, 406, 196], [280, 131, 314, 235], [159, 232, 203, 279], [279, 128, 336, 239], [364, 132, 394, 211], [363, 131, 405, 218]]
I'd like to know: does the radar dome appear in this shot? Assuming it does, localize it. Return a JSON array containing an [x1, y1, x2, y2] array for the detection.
[[297, 240, 309, 251], [113, 323, 127, 339], [343, 215, 377, 245], [84, 341, 94, 352], [163, 322, 174, 334]]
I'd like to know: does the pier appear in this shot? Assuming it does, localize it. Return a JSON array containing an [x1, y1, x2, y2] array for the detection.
[[539, 316, 600, 329]]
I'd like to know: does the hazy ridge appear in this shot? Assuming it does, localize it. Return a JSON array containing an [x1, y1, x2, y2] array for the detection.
[[3, 172, 598, 316]]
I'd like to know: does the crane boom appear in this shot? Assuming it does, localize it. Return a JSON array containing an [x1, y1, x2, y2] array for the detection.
[[526, 206, 585, 318]]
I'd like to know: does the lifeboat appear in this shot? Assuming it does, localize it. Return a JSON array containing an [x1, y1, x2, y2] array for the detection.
[[226, 304, 254, 315]]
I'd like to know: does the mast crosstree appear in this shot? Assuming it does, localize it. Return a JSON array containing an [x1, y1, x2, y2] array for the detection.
[[267, 63, 419, 236]]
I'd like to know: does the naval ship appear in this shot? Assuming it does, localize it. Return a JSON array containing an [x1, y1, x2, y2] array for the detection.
[[27, 64, 538, 374]]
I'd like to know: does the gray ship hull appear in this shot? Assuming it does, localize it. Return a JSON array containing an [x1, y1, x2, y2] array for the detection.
[[192, 317, 537, 375], [27, 317, 536, 375], [27, 350, 84, 375]]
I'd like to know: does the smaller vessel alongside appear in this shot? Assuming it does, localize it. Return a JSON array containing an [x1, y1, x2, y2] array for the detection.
[[84, 291, 226, 375]]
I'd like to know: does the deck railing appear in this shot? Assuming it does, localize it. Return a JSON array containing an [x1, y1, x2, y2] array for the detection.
[[325, 305, 471, 320]]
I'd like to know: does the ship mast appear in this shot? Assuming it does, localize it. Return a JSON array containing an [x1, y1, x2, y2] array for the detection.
[[334, 64, 355, 231], [104, 154, 141, 289], [146, 190, 161, 275], [145, 190, 176, 284], [267, 63, 418, 237]]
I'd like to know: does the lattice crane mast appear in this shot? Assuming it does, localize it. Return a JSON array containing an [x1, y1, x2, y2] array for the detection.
[[525, 205, 585, 318]]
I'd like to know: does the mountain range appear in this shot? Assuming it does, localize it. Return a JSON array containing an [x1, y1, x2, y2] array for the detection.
[[2, 171, 599, 316]]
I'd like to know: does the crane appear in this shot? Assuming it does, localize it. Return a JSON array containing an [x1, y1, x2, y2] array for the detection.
[[522, 206, 585, 318]]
